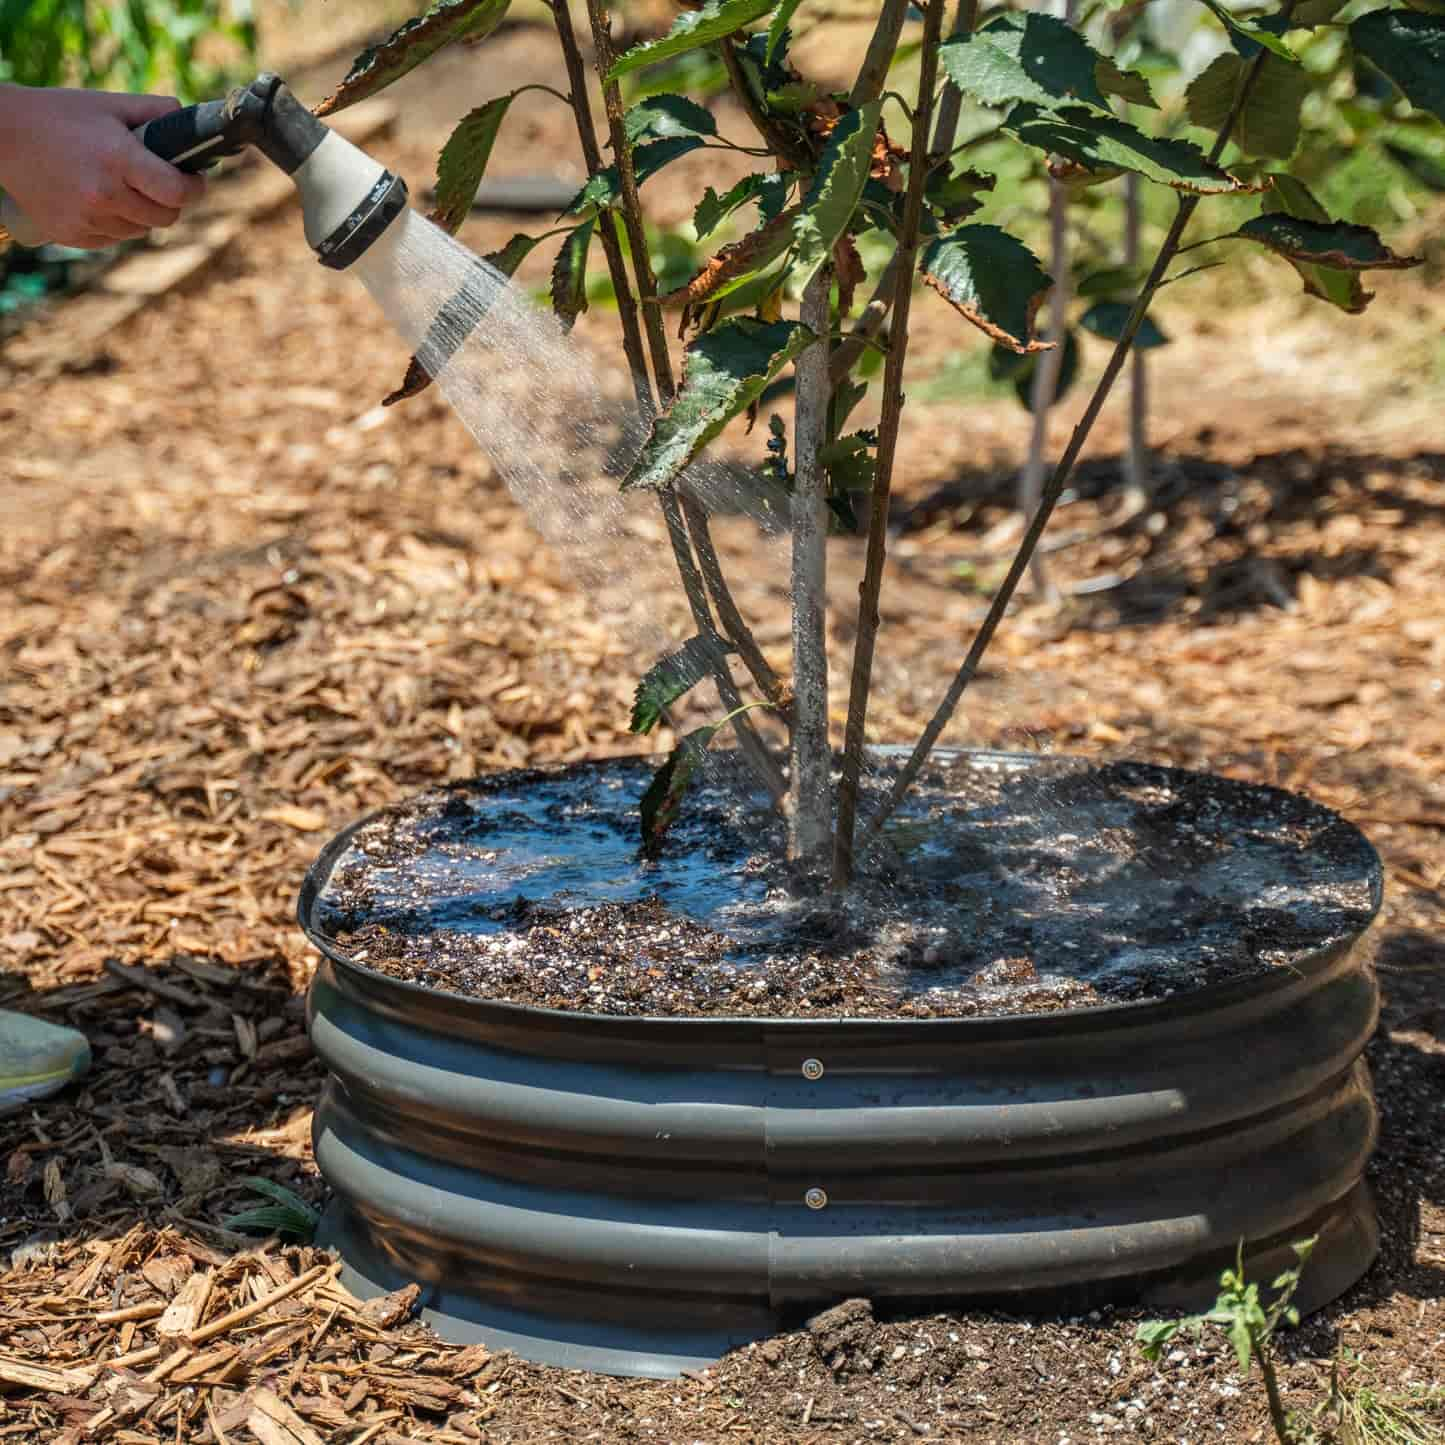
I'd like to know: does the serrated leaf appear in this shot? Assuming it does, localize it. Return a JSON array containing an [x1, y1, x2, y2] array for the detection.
[[565, 137, 706, 220], [920, 223, 1054, 353], [383, 231, 542, 407], [1230, 210, 1422, 313], [1008, 102, 1247, 192], [640, 722, 726, 850], [766, 0, 805, 62], [662, 206, 798, 310], [925, 166, 995, 223], [792, 101, 882, 289], [624, 94, 719, 145], [1234, 213, 1423, 271], [1197, 0, 1298, 60], [432, 95, 515, 234], [1096, 56, 1158, 108], [316, 0, 511, 116], [623, 318, 817, 491], [1185, 51, 1308, 160], [694, 171, 794, 241], [1260, 174, 1366, 312], [940, 13, 1156, 113], [820, 432, 877, 493], [1351, 10, 1445, 123], [608, 0, 776, 83], [1079, 300, 1169, 349], [550, 220, 593, 332], [631, 635, 728, 734]]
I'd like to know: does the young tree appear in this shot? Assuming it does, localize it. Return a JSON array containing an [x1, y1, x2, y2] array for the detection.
[[318, 0, 1443, 890]]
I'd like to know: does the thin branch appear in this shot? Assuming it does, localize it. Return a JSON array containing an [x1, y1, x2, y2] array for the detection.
[[1123, 169, 1150, 494], [850, 0, 911, 109], [832, 0, 947, 886], [829, 0, 977, 388], [555, 0, 780, 796], [861, 13, 1292, 845]]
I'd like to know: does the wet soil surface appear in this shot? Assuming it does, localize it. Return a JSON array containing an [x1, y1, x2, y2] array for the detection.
[[315, 752, 1379, 1019]]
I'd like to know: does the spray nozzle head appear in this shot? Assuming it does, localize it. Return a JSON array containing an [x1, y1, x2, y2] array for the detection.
[[237, 75, 409, 270]]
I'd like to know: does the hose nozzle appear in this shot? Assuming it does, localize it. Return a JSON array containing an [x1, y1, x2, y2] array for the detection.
[[1, 73, 407, 269]]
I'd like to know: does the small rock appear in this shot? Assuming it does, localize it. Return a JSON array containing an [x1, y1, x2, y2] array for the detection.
[[760, 1338, 784, 1365]]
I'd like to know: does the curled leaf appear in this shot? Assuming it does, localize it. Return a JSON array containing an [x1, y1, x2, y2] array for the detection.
[[550, 220, 594, 333], [631, 635, 730, 735], [607, 0, 776, 83], [1232, 213, 1423, 272], [660, 207, 798, 311], [431, 96, 517, 234], [920, 223, 1054, 353], [622, 318, 818, 491], [792, 101, 883, 290], [316, 0, 512, 116]]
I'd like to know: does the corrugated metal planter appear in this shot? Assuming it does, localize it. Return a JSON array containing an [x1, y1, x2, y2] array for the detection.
[[300, 753, 1382, 1379]]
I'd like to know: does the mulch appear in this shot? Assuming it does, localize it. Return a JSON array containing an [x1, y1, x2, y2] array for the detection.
[[1, 14, 1442, 1443]]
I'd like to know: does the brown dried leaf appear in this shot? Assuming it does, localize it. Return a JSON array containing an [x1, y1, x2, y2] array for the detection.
[[659, 207, 799, 311]]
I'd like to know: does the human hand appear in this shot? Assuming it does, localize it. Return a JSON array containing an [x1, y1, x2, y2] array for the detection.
[[0, 87, 208, 249]]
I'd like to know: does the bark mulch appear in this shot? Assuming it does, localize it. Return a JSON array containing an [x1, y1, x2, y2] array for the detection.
[[1, 19, 1442, 1443]]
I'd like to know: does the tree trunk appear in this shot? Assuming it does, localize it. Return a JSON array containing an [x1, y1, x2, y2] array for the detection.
[[788, 268, 834, 869], [1124, 170, 1150, 496]]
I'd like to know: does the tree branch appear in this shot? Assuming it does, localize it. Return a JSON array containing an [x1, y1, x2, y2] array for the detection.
[[832, 0, 947, 886], [859, 18, 1291, 845], [849, 0, 911, 109]]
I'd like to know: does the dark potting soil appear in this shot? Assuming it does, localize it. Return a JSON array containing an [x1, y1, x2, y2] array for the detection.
[[312, 752, 1379, 1019]]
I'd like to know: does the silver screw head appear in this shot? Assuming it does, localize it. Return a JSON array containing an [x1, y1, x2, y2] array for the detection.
[[801, 1057, 825, 1081], [804, 1187, 828, 1210]]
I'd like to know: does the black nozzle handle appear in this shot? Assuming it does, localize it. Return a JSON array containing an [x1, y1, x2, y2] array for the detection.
[[131, 73, 326, 177]]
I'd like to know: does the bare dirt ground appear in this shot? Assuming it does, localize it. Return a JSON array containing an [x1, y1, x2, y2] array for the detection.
[[0, 12, 1442, 1444]]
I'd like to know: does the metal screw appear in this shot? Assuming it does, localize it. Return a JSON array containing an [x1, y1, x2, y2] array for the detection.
[[805, 1187, 828, 1210], [801, 1057, 824, 1081]]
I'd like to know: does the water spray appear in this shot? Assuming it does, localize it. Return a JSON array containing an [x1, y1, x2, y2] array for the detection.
[[0, 73, 407, 268]]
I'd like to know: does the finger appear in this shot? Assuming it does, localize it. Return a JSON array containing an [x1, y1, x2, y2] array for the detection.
[[89, 216, 151, 244], [101, 91, 183, 128], [122, 144, 208, 212], [111, 183, 183, 232]]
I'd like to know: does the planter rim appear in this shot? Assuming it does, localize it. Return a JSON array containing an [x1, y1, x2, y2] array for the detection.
[[298, 748, 1383, 1039]]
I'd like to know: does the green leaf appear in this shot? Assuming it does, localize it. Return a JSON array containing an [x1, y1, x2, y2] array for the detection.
[[1134, 1319, 1180, 1360], [550, 220, 593, 332], [920, 223, 1054, 353], [622, 317, 818, 490], [1227, 1315, 1254, 1374], [1291, 0, 1348, 23], [624, 93, 719, 145], [925, 166, 995, 223], [1076, 263, 1148, 298], [1006, 102, 1247, 192], [792, 101, 882, 289], [1096, 56, 1159, 109], [766, 0, 805, 63], [486, 231, 542, 277], [431, 95, 515, 234], [1079, 300, 1169, 349], [631, 635, 728, 734], [663, 207, 798, 310], [1197, 0, 1298, 61], [223, 1176, 319, 1241], [941, 12, 1155, 112], [820, 432, 877, 493], [694, 172, 794, 241], [1012, 328, 1079, 411], [1351, 10, 1445, 124], [565, 137, 706, 220], [640, 721, 726, 850], [1233, 212, 1423, 271], [316, 0, 511, 116], [1185, 51, 1309, 160], [608, 0, 776, 83], [1259, 174, 1367, 311]]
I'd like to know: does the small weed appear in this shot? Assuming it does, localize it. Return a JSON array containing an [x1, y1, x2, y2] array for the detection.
[[1138, 1240, 1445, 1445], [223, 1176, 320, 1243]]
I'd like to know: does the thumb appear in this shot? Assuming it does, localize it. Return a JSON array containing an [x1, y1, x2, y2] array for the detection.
[[99, 92, 184, 128]]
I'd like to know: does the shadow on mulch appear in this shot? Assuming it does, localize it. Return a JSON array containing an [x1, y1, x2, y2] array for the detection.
[[892, 445, 1445, 627]]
